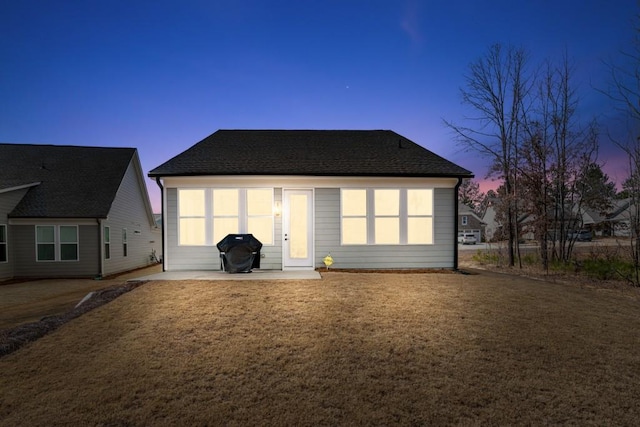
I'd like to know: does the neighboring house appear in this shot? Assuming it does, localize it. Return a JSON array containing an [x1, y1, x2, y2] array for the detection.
[[0, 143, 161, 280], [148, 130, 473, 271], [458, 203, 485, 243], [479, 194, 499, 242], [600, 198, 637, 237]]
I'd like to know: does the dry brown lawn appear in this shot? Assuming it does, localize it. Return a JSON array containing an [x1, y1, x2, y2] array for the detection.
[[0, 265, 162, 330], [1, 271, 639, 426]]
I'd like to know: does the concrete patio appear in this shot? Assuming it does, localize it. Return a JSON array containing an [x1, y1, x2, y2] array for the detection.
[[129, 269, 322, 281]]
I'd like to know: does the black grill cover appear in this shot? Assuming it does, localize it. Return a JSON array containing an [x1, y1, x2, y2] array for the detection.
[[216, 234, 262, 273]]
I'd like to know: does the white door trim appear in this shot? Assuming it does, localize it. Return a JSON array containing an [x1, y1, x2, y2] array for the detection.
[[282, 188, 314, 270]]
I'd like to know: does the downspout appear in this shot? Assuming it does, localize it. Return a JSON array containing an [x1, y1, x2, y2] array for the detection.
[[155, 177, 166, 272], [454, 178, 463, 270], [97, 218, 104, 278]]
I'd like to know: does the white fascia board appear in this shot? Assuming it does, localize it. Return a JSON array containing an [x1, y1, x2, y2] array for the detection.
[[162, 175, 459, 189]]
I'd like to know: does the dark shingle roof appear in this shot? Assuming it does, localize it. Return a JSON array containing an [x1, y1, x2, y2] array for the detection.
[[1, 144, 136, 218], [148, 130, 473, 178]]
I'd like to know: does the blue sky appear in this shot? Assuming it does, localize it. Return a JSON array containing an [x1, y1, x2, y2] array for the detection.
[[1, 1, 636, 212]]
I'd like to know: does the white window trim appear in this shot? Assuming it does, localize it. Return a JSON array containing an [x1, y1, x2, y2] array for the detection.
[[178, 188, 276, 246], [462, 215, 468, 226], [340, 188, 434, 246], [0, 224, 7, 263], [35, 225, 79, 262]]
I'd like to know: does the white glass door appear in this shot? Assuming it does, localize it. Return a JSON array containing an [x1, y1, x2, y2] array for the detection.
[[283, 189, 313, 268]]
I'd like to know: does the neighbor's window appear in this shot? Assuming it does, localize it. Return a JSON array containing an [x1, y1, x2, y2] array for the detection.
[[0, 225, 7, 262], [122, 229, 128, 257], [36, 225, 79, 261], [462, 215, 468, 226], [179, 189, 206, 245], [341, 189, 367, 244], [213, 189, 239, 244], [407, 189, 433, 244], [104, 226, 110, 259], [340, 188, 434, 245], [60, 226, 78, 261], [36, 225, 55, 261], [247, 188, 274, 245]]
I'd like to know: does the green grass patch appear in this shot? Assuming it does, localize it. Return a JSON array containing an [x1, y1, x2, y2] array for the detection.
[[581, 258, 637, 281]]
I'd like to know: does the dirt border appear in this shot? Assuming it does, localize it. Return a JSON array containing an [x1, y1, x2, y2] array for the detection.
[[0, 281, 147, 358]]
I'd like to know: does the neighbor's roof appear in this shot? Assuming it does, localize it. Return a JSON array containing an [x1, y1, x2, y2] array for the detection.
[[148, 130, 473, 178], [0, 143, 136, 218]]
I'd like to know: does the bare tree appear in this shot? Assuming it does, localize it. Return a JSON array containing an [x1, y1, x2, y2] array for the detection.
[[517, 54, 601, 267], [600, 13, 640, 285], [445, 44, 531, 267], [458, 178, 485, 212]]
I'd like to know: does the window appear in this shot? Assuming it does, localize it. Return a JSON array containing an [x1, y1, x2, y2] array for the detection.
[[36, 226, 55, 261], [247, 189, 274, 245], [374, 189, 400, 244], [341, 188, 434, 245], [0, 225, 6, 262], [462, 215, 468, 226], [341, 189, 367, 244], [104, 226, 110, 259], [122, 229, 128, 257], [60, 226, 78, 261], [36, 225, 79, 261], [178, 188, 275, 246], [179, 189, 206, 245], [407, 189, 433, 244], [213, 189, 239, 244]]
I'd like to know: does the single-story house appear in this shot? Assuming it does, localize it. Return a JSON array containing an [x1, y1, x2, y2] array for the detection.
[[148, 130, 473, 271], [0, 143, 161, 280], [458, 203, 486, 242]]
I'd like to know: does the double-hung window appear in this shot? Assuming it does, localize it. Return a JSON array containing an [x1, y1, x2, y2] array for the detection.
[[213, 189, 239, 244], [179, 189, 206, 245], [341, 189, 367, 244], [0, 225, 7, 262], [341, 188, 433, 245], [247, 189, 274, 245], [36, 225, 79, 261], [407, 189, 433, 244], [374, 189, 400, 244]]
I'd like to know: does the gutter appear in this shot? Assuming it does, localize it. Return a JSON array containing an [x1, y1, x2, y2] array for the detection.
[[453, 177, 463, 270], [97, 218, 104, 278], [155, 177, 166, 272]]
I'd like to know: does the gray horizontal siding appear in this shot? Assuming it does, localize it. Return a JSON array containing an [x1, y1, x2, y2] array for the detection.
[[314, 188, 455, 269], [0, 189, 30, 280], [12, 224, 100, 278], [103, 161, 161, 276], [166, 186, 455, 271], [165, 188, 283, 271]]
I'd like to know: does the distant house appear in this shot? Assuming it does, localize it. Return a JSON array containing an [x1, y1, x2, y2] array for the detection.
[[0, 144, 161, 280], [479, 194, 500, 242], [597, 198, 637, 237], [458, 203, 486, 243], [148, 130, 473, 271]]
